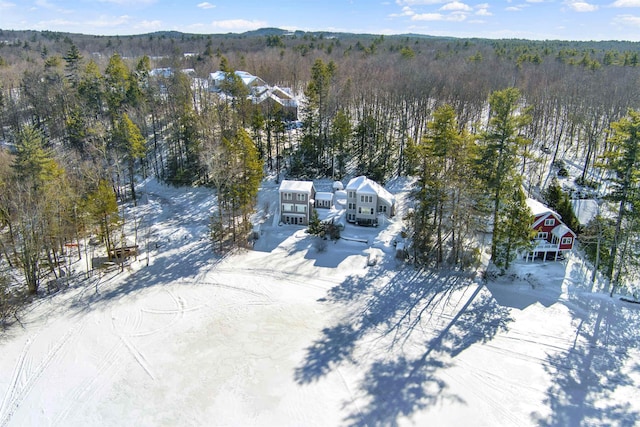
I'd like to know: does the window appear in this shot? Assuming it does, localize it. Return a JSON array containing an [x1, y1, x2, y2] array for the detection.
[[561, 237, 573, 245], [348, 203, 354, 210], [537, 231, 548, 240], [348, 191, 355, 198], [296, 193, 306, 202], [282, 203, 294, 212], [370, 208, 374, 215], [544, 218, 555, 226], [295, 204, 307, 213], [358, 207, 362, 214], [379, 205, 387, 213], [282, 192, 292, 201]]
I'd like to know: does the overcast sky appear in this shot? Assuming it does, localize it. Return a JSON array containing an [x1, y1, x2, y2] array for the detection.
[[1, 0, 639, 41]]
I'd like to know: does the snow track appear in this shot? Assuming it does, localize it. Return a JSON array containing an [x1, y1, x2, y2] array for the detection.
[[0, 322, 86, 427], [1, 179, 639, 426], [51, 341, 125, 426]]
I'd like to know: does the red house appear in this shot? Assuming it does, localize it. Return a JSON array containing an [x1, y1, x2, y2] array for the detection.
[[524, 198, 576, 261]]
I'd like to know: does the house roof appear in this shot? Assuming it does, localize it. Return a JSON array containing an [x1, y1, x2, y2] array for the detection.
[[315, 192, 333, 201], [551, 224, 576, 239], [150, 67, 173, 78], [279, 180, 314, 193], [346, 176, 395, 205], [526, 198, 559, 218]]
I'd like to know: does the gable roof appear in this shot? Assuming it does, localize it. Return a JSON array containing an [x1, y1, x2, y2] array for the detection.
[[279, 180, 314, 193], [346, 176, 395, 205], [526, 198, 559, 218], [551, 224, 576, 239], [315, 192, 333, 201], [526, 198, 564, 229]]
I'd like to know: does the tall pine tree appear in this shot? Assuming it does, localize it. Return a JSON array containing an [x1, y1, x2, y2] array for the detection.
[[477, 88, 532, 265], [600, 109, 640, 295]]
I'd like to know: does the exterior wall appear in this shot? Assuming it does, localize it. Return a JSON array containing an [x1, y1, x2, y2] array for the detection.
[[531, 214, 575, 251], [376, 199, 393, 217], [280, 188, 314, 225], [346, 190, 357, 223], [559, 233, 574, 250], [345, 177, 394, 225], [534, 213, 561, 235], [315, 198, 332, 209], [259, 98, 297, 121], [355, 192, 378, 225]]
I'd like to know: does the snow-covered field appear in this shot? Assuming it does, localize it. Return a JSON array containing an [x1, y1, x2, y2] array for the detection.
[[1, 177, 639, 427]]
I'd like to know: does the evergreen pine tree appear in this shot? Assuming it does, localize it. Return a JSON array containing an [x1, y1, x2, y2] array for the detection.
[[600, 109, 640, 294], [476, 88, 532, 264], [493, 183, 535, 270]]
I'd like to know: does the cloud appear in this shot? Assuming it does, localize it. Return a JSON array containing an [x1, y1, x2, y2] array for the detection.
[[476, 7, 492, 16], [210, 19, 267, 31], [0, 0, 15, 10], [396, 0, 446, 4], [34, 18, 78, 30], [613, 13, 640, 25], [97, 0, 156, 5], [34, 0, 73, 13], [390, 5, 416, 17], [440, 1, 472, 11], [565, 1, 598, 12], [88, 14, 131, 27], [134, 20, 163, 31], [197, 2, 216, 9], [411, 11, 467, 21], [35, 0, 54, 8], [611, 0, 640, 6]]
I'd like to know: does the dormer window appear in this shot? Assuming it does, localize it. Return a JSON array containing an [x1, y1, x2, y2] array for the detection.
[[544, 218, 555, 226]]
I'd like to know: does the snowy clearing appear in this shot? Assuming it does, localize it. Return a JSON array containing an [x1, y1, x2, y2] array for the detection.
[[1, 177, 639, 427]]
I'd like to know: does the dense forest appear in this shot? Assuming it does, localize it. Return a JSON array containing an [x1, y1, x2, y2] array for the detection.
[[1, 28, 640, 324]]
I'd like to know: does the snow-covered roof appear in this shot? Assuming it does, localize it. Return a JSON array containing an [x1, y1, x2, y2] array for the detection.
[[316, 192, 333, 201], [346, 176, 395, 205], [333, 181, 344, 191], [279, 180, 314, 193], [150, 67, 173, 78], [209, 70, 225, 81], [526, 198, 559, 218], [346, 176, 367, 191], [551, 224, 576, 238], [271, 86, 294, 100]]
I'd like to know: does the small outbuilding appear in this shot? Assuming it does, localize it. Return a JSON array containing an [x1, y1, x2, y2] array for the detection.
[[315, 192, 333, 209]]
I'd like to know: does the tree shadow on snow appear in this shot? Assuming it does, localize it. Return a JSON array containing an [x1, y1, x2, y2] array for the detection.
[[532, 294, 640, 427], [67, 239, 225, 312], [295, 266, 515, 426]]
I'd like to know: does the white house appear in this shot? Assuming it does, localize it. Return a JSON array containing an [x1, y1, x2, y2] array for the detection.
[[208, 70, 299, 120], [209, 70, 267, 93], [345, 176, 395, 226], [279, 180, 315, 225], [315, 192, 333, 209]]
